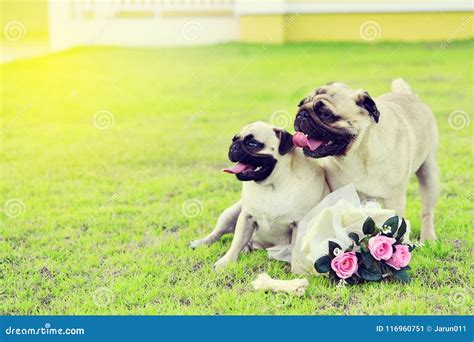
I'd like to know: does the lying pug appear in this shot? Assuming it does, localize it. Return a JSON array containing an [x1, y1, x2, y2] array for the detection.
[[190, 121, 329, 269], [293, 79, 439, 241]]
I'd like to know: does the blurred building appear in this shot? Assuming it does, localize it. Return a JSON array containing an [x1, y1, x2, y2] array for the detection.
[[47, 0, 238, 50], [1, 0, 473, 56], [239, 0, 473, 43]]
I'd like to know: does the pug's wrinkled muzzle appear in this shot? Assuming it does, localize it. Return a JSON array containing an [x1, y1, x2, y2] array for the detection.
[[223, 140, 277, 181], [228, 141, 246, 163], [294, 108, 334, 142], [224, 141, 255, 175]]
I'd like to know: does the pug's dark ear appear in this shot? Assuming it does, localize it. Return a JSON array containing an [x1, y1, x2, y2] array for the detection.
[[298, 97, 309, 107], [274, 129, 294, 155], [356, 90, 380, 123]]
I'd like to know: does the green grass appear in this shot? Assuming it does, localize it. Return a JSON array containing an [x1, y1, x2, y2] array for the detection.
[[1, 41, 473, 315]]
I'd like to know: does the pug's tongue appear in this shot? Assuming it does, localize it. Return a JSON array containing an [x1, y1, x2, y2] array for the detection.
[[292, 132, 308, 148], [292, 132, 323, 151], [223, 163, 252, 174], [307, 138, 324, 151]]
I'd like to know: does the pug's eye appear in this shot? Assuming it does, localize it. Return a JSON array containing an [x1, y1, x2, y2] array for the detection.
[[318, 110, 337, 122], [246, 139, 259, 149]]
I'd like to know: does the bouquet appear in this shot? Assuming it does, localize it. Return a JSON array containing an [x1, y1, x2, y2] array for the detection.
[[314, 215, 415, 285]]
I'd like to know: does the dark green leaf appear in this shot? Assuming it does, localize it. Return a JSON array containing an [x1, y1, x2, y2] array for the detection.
[[393, 269, 410, 283], [345, 275, 359, 285], [328, 241, 341, 256], [359, 265, 382, 282], [328, 270, 338, 283], [362, 217, 376, 235], [380, 261, 391, 274], [359, 239, 369, 252], [383, 216, 399, 236], [360, 250, 375, 267], [396, 218, 407, 241], [348, 232, 360, 244], [314, 255, 332, 273]]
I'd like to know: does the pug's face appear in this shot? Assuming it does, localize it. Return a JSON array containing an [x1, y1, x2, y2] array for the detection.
[[293, 82, 380, 158], [224, 121, 294, 182]]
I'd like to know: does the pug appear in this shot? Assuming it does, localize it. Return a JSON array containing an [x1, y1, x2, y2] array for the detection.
[[293, 79, 439, 241], [190, 121, 329, 269]]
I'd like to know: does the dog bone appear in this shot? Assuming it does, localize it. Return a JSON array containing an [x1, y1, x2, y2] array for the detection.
[[251, 273, 309, 297]]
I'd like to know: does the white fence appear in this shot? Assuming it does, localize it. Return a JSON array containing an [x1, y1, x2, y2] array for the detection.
[[48, 0, 238, 50], [47, 0, 473, 50]]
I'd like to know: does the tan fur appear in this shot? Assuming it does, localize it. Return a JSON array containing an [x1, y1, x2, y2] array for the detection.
[[304, 79, 439, 241], [190, 121, 330, 269]]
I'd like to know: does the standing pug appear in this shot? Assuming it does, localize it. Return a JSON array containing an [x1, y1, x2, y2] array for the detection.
[[191, 121, 329, 269], [293, 79, 439, 241]]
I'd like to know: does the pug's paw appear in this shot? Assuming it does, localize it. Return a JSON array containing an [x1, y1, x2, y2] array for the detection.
[[189, 239, 204, 249], [420, 231, 437, 243], [213, 256, 233, 271]]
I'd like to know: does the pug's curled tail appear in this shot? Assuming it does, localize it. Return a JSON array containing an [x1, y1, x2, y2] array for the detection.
[[391, 78, 412, 93]]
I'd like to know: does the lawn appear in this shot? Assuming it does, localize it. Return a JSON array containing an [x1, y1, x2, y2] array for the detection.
[[1, 41, 473, 315]]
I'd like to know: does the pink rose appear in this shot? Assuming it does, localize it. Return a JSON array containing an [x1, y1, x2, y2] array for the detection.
[[386, 244, 411, 270], [368, 234, 396, 260], [331, 251, 358, 279]]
